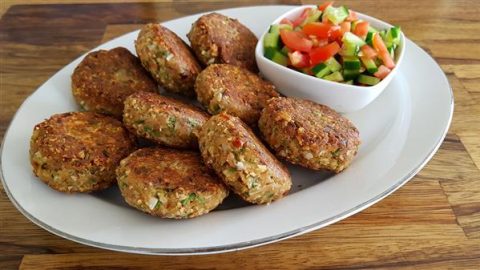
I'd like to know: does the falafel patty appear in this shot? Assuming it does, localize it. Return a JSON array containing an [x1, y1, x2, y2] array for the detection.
[[29, 112, 135, 193], [258, 97, 360, 173], [195, 64, 279, 125], [72, 47, 157, 118], [116, 148, 229, 219], [123, 91, 209, 148], [198, 113, 291, 204], [135, 23, 201, 97], [187, 13, 258, 72]]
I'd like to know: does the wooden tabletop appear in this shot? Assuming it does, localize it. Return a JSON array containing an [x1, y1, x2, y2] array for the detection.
[[1, 0, 479, 269]]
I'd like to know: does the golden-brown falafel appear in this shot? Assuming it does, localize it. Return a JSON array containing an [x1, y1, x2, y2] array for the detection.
[[72, 47, 157, 118], [258, 97, 361, 173], [116, 148, 229, 219], [123, 91, 209, 148], [30, 112, 136, 193], [135, 23, 201, 96], [198, 113, 291, 204], [195, 64, 279, 125], [187, 13, 258, 72]]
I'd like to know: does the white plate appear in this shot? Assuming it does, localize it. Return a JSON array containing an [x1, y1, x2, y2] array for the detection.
[[0, 6, 453, 255]]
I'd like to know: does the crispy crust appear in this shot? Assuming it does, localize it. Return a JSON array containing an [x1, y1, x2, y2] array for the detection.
[[116, 148, 229, 219], [29, 112, 136, 192], [71, 47, 157, 118], [195, 64, 279, 125], [187, 13, 258, 72], [135, 23, 201, 96], [258, 97, 361, 173], [123, 91, 209, 148], [198, 113, 291, 204]]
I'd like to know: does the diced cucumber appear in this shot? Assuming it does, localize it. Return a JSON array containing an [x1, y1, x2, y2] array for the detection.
[[278, 23, 293, 31], [345, 80, 354, 85], [343, 32, 366, 47], [325, 57, 342, 72], [301, 9, 322, 26], [324, 5, 349, 25], [390, 26, 401, 39], [271, 54, 288, 66], [343, 69, 360, 81], [360, 57, 378, 74], [385, 26, 401, 47], [343, 56, 361, 70], [264, 47, 276, 58], [263, 33, 280, 49], [264, 47, 288, 66], [365, 32, 375, 46], [312, 63, 331, 78], [357, 74, 380, 85], [323, 71, 344, 82], [379, 30, 387, 41], [388, 46, 395, 59], [340, 43, 359, 57], [280, 46, 289, 55], [269, 24, 281, 35]]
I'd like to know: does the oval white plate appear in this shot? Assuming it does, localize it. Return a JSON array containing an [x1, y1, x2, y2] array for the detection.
[[0, 6, 453, 255]]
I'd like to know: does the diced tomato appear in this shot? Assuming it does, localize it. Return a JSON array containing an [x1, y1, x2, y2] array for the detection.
[[379, 51, 395, 69], [360, 45, 377, 58], [280, 29, 313, 52], [374, 65, 391, 79], [329, 26, 343, 42], [372, 33, 388, 54], [280, 18, 293, 26], [288, 51, 310, 68], [346, 10, 358, 21], [232, 138, 244, 148], [373, 34, 395, 68], [353, 21, 369, 39], [318, 1, 334, 11], [340, 21, 351, 34], [309, 42, 341, 65], [292, 8, 311, 27], [302, 22, 332, 39]]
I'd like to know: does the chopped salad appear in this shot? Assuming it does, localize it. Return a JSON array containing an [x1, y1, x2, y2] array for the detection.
[[263, 1, 402, 86]]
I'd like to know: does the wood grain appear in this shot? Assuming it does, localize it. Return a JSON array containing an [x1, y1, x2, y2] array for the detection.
[[1, 1, 479, 269]]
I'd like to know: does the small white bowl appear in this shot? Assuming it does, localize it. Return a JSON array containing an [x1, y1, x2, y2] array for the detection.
[[255, 5, 405, 113]]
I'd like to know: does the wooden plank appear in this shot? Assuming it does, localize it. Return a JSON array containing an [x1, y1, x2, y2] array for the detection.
[[102, 24, 143, 43], [442, 65, 480, 79], [18, 240, 480, 270]]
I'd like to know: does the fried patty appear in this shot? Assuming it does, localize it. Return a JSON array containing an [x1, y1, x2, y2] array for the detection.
[[29, 112, 136, 193], [258, 97, 361, 173], [71, 47, 157, 118], [123, 91, 209, 148], [116, 148, 229, 219], [198, 113, 291, 204], [195, 64, 279, 125], [187, 13, 258, 72], [135, 23, 201, 97]]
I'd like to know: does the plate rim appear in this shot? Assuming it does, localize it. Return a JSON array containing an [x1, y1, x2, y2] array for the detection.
[[0, 5, 454, 255]]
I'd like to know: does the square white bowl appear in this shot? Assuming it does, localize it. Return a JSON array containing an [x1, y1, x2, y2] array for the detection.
[[255, 5, 405, 113]]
